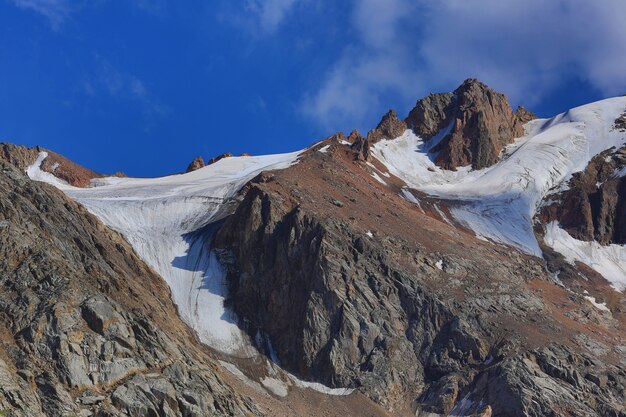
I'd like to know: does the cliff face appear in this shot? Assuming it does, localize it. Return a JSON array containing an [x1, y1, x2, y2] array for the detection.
[[0, 161, 257, 417], [214, 146, 626, 416], [539, 145, 626, 245], [405, 79, 527, 170]]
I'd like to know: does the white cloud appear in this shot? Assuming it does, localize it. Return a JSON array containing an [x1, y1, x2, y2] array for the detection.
[[301, 0, 420, 129], [83, 56, 166, 119], [10, 0, 72, 28], [417, 0, 626, 103], [246, 0, 299, 34], [302, 0, 626, 129]]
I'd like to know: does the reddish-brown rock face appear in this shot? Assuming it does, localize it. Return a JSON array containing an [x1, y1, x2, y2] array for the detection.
[[404, 79, 526, 170], [0, 143, 102, 187], [539, 147, 626, 244], [348, 130, 370, 161], [186, 155, 205, 172], [368, 109, 407, 142], [515, 106, 537, 124], [207, 152, 234, 165]]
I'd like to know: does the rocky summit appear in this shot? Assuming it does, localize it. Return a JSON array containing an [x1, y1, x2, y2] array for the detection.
[[1, 80, 626, 417]]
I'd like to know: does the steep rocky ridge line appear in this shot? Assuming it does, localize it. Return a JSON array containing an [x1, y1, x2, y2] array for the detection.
[[6, 84, 626, 417], [214, 144, 626, 416]]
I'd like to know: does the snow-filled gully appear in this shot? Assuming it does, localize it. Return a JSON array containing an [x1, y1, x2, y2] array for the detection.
[[36, 152, 304, 356], [28, 149, 357, 396]]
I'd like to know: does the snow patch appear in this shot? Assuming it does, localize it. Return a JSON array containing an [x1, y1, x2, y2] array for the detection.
[[435, 260, 443, 270], [544, 221, 626, 291], [288, 373, 354, 396], [433, 204, 453, 226], [400, 187, 420, 205], [29, 150, 303, 355], [584, 296, 611, 312], [261, 377, 289, 397], [26, 152, 73, 189], [371, 172, 387, 185], [318, 145, 330, 154]]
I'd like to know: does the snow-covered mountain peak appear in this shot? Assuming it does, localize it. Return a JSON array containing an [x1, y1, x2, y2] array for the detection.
[[372, 96, 626, 286]]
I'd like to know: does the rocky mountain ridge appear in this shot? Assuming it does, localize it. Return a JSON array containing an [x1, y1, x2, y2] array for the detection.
[[1, 80, 625, 417]]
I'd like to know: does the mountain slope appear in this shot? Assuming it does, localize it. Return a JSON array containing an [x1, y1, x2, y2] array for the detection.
[[7, 79, 626, 416], [0, 160, 259, 416]]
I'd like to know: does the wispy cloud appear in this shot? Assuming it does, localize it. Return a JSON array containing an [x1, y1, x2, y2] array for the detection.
[[82, 57, 167, 120], [223, 0, 300, 35], [246, 0, 299, 33], [301, 0, 626, 129], [301, 0, 420, 130], [10, 0, 72, 29]]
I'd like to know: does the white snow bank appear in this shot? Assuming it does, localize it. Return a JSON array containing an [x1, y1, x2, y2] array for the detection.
[[318, 145, 330, 153], [544, 222, 626, 291], [372, 97, 626, 257], [371, 172, 387, 185], [287, 372, 354, 396], [28, 150, 302, 355], [25, 152, 72, 189], [261, 377, 289, 397], [583, 296, 611, 312]]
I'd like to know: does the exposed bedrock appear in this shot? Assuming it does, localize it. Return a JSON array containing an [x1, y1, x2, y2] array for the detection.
[[214, 175, 625, 415], [539, 146, 626, 245], [405, 79, 529, 170]]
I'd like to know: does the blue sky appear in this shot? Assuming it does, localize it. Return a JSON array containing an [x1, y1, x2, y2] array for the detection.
[[1, 0, 625, 177]]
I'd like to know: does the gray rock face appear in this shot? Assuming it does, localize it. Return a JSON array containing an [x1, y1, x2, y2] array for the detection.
[[615, 113, 626, 131], [0, 161, 258, 417], [214, 151, 626, 416], [405, 91, 455, 140]]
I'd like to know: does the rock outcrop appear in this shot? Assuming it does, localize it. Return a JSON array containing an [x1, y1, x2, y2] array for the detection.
[[349, 131, 371, 161], [186, 155, 205, 172], [404, 79, 526, 170], [207, 152, 234, 165], [615, 113, 626, 132], [367, 110, 407, 142], [514, 106, 537, 125], [539, 146, 626, 244]]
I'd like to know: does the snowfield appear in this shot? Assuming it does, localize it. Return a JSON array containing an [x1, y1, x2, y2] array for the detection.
[[28, 151, 302, 355], [544, 222, 626, 292], [372, 97, 626, 289]]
